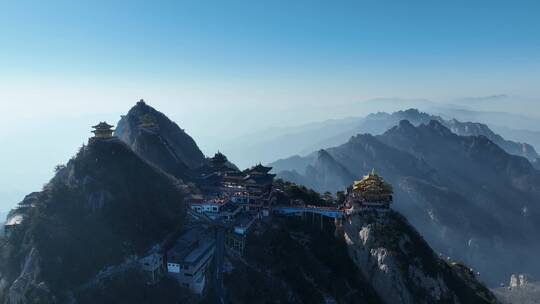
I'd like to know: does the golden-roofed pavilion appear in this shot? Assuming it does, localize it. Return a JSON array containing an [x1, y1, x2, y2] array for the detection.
[[352, 169, 393, 203]]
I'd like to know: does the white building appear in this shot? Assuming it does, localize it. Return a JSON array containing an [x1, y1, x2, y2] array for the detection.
[[3, 214, 24, 237], [166, 227, 215, 295], [190, 198, 227, 217], [190, 197, 240, 220]]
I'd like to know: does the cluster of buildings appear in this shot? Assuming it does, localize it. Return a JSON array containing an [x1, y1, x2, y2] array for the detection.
[[77, 123, 393, 296], [190, 153, 276, 256], [138, 226, 215, 294], [198, 153, 275, 203], [85, 123, 276, 296], [138, 153, 277, 295]]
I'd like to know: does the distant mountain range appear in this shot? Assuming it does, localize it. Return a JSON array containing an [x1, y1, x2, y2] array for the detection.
[[218, 107, 540, 169], [491, 126, 540, 158], [271, 118, 540, 286]]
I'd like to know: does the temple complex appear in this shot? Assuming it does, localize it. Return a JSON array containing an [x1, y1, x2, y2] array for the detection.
[[91, 122, 115, 139], [198, 154, 275, 200], [242, 164, 275, 195], [346, 170, 393, 212], [188, 155, 276, 260], [245, 163, 272, 175]]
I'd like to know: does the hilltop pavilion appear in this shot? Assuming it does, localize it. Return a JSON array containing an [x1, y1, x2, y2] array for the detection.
[[92, 122, 115, 139], [348, 170, 393, 211]]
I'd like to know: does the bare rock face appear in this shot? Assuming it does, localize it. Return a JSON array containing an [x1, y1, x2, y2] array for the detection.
[[510, 274, 532, 288], [492, 276, 540, 304], [342, 211, 499, 304], [7, 248, 54, 304], [115, 100, 205, 173]]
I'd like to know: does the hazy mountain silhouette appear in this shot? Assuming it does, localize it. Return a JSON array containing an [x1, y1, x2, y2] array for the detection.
[[224, 108, 539, 168]]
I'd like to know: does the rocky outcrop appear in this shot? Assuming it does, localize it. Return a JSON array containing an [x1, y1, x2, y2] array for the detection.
[[342, 211, 499, 304], [509, 274, 532, 288], [6, 248, 54, 303], [115, 100, 205, 173], [492, 274, 540, 304], [223, 217, 382, 304]]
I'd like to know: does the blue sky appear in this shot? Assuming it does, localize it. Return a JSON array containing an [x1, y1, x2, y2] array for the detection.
[[0, 0, 539, 210], [1, 1, 539, 122], [1, 0, 539, 86]]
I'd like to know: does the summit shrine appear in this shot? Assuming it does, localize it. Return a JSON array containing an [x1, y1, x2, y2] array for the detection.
[[91, 122, 115, 139], [345, 170, 393, 212]]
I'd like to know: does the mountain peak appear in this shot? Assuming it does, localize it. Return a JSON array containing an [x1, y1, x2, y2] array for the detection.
[[316, 149, 332, 160], [136, 98, 147, 106], [428, 119, 444, 127], [127, 99, 160, 119], [115, 100, 205, 171], [131, 99, 157, 116], [314, 149, 342, 168], [398, 119, 415, 128], [398, 108, 422, 117], [348, 133, 377, 144], [425, 119, 455, 137]]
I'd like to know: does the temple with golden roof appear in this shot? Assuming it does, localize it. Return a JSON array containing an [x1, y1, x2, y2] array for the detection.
[[346, 170, 393, 212]]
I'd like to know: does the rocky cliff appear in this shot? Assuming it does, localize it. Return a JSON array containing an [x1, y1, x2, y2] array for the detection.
[[342, 211, 498, 304], [492, 275, 540, 304], [221, 208, 499, 303], [222, 217, 382, 304], [115, 100, 206, 175]]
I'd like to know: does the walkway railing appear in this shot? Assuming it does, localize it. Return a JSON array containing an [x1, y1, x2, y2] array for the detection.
[[272, 205, 345, 218]]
